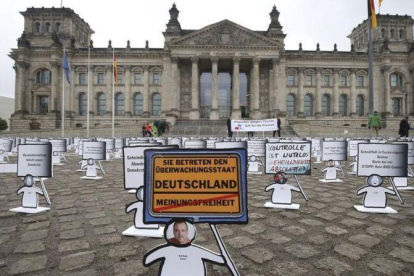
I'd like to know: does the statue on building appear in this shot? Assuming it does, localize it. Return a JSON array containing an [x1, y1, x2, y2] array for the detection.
[[89, 40, 94, 48], [299, 42, 302, 51], [145, 40, 149, 49], [316, 43, 320, 52], [127, 40, 131, 49], [108, 40, 112, 48], [334, 43, 337, 52], [381, 36, 390, 52], [71, 37, 76, 48], [17, 31, 30, 48], [51, 32, 62, 48], [351, 44, 355, 52]]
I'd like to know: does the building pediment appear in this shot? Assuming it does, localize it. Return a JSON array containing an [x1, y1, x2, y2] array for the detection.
[[169, 20, 281, 48]]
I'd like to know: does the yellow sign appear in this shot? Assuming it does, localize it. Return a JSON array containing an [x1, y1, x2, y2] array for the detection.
[[150, 155, 241, 215]]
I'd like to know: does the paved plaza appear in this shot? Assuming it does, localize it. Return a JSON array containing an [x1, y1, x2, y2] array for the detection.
[[1, 154, 414, 276]]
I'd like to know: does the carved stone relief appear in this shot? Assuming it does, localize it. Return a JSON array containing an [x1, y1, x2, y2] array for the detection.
[[180, 64, 192, 111]]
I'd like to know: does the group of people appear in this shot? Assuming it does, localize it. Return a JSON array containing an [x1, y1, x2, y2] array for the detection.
[[368, 111, 411, 138], [226, 115, 282, 138], [141, 121, 170, 137]]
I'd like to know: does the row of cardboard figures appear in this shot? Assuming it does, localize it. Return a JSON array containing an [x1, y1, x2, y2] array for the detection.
[[1, 135, 413, 275]]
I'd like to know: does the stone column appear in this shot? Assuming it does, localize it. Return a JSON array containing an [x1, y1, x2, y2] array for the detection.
[[142, 65, 150, 117], [408, 67, 414, 115], [315, 67, 322, 118], [16, 62, 28, 114], [402, 97, 406, 115], [50, 63, 59, 112], [210, 57, 219, 120], [333, 68, 340, 117], [124, 65, 132, 117], [350, 68, 357, 117], [251, 57, 261, 119], [68, 65, 76, 117], [297, 67, 304, 117], [171, 57, 179, 114], [105, 65, 112, 116], [88, 66, 95, 115], [190, 57, 200, 120], [272, 58, 279, 115], [382, 65, 392, 116], [231, 57, 241, 119]]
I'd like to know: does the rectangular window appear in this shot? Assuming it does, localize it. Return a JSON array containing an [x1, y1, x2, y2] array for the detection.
[[390, 74, 398, 87], [341, 75, 347, 86], [98, 73, 104, 85], [357, 76, 364, 87], [79, 73, 86, 85], [288, 75, 295, 86], [305, 75, 312, 86], [152, 73, 160, 85], [323, 75, 330, 86], [134, 73, 142, 84], [117, 73, 123, 84]]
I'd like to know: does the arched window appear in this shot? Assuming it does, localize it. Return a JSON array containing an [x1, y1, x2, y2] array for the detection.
[[152, 93, 161, 116], [97, 93, 106, 115], [55, 22, 61, 33], [390, 73, 404, 87], [339, 95, 348, 116], [34, 22, 41, 33], [356, 95, 364, 116], [399, 29, 404, 39], [304, 94, 313, 117], [390, 29, 395, 39], [36, 69, 52, 84], [78, 93, 87, 115], [45, 23, 50, 33], [381, 28, 385, 38], [286, 94, 296, 117], [115, 93, 124, 115], [134, 93, 143, 115], [322, 94, 331, 116]]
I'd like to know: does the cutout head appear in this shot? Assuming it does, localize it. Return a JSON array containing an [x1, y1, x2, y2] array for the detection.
[[165, 220, 196, 246], [367, 174, 383, 187], [87, 158, 94, 165], [354, 155, 358, 161], [274, 171, 288, 184], [327, 160, 335, 167], [136, 186, 144, 201], [24, 174, 35, 187], [249, 155, 257, 162]]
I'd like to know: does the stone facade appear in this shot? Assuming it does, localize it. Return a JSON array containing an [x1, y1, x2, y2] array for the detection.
[[8, 5, 414, 130]]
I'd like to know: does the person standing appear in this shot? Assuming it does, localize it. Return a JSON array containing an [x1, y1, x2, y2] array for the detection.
[[144, 123, 153, 137], [368, 111, 381, 137], [273, 115, 282, 138], [226, 116, 233, 138], [399, 116, 410, 137]]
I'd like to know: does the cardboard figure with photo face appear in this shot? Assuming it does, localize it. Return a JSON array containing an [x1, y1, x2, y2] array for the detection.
[[123, 187, 164, 238], [11, 144, 52, 214], [81, 141, 106, 180], [320, 159, 343, 182], [355, 143, 407, 214], [144, 220, 228, 276], [143, 149, 247, 276], [320, 140, 347, 182], [264, 172, 303, 210]]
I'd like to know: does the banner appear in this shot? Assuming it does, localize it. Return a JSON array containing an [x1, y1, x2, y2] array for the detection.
[[231, 119, 278, 132], [265, 142, 311, 175], [322, 140, 347, 161], [143, 149, 248, 224], [17, 144, 52, 177], [357, 143, 408, 177]]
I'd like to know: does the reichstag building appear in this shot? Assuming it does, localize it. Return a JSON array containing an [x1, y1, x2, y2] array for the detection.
[[9, 4, 414, 130]]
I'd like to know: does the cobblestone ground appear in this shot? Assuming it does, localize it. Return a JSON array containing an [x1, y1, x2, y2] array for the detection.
[[1, 154, 414, 276]]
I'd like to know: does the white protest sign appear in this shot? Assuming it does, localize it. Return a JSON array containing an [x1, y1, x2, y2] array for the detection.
[[214, 141, 247, 149], [247, 140, 267, 157], [123, 145, 178, 189], [103, 139, 115, 150], [0, 139, 13, 152], [357, 143, 408, 177], [265, 142, 311, 175], [50, 139, 67, 152], [393, 141, 414, 165], [348, 139, 370, 157], [169, 137, 182, 148], [184, 140, 206, 149], [322, 140, 347, 161], [83, 141, 106, 160], [17, 144, 53, 177], [231, 119, 278, 132], [115, 138, 125, 149]]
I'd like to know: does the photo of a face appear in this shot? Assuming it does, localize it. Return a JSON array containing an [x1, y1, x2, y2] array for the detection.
[[166, 221, 196, 245]]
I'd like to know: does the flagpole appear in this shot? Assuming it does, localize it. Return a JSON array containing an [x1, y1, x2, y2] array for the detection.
[[62, 47, 65, 137], [368, 7, 374, 115], [112, 48, 115, 138], [87, 46, 90, 138]]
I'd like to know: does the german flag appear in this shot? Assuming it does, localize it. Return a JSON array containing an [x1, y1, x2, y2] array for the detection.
[[113, 54, 118, 85], [368, 0, 377, 29], [379, 0, 384, 7]]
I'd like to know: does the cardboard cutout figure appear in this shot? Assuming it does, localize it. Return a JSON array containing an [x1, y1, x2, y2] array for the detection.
[[52, 151, 62, 165], [0, 149, 6, 163], [10, 174, 50, 214], [144, 220, 227, 276], [247, 155, 263, 174], [355, 174, 398, 213], [349, 156, 358, 174], [320, 160, 343, 182], [77, 160, 87, 172], [264, 172, 302, 209], [123, 187, 164, 237], [81, 158, 102, 179]]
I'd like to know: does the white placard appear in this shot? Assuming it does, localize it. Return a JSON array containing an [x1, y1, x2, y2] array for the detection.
[[123, 145, 178, 189], [103, 139, 115, 150], [169, 138, 182, 148], [50, 139, 67, 152], [184, 140, 207, 149], [231, 119, 278, 132], [265, 142, 312, 175], [214, 141, 247, 149], [393, 141, 414, 165], [83, 141, 106, 160], [17, 144, 53, 177], [357, 143, 408, 177], [322, 141, 347, 161], [348, 139, 370, 157], [115, 138, 125, 149], [247, 140, 267, 157], [0, 139, 13, 152]]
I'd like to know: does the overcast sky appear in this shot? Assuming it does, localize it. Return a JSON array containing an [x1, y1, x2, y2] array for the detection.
[[0, 0, 412, 99]]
